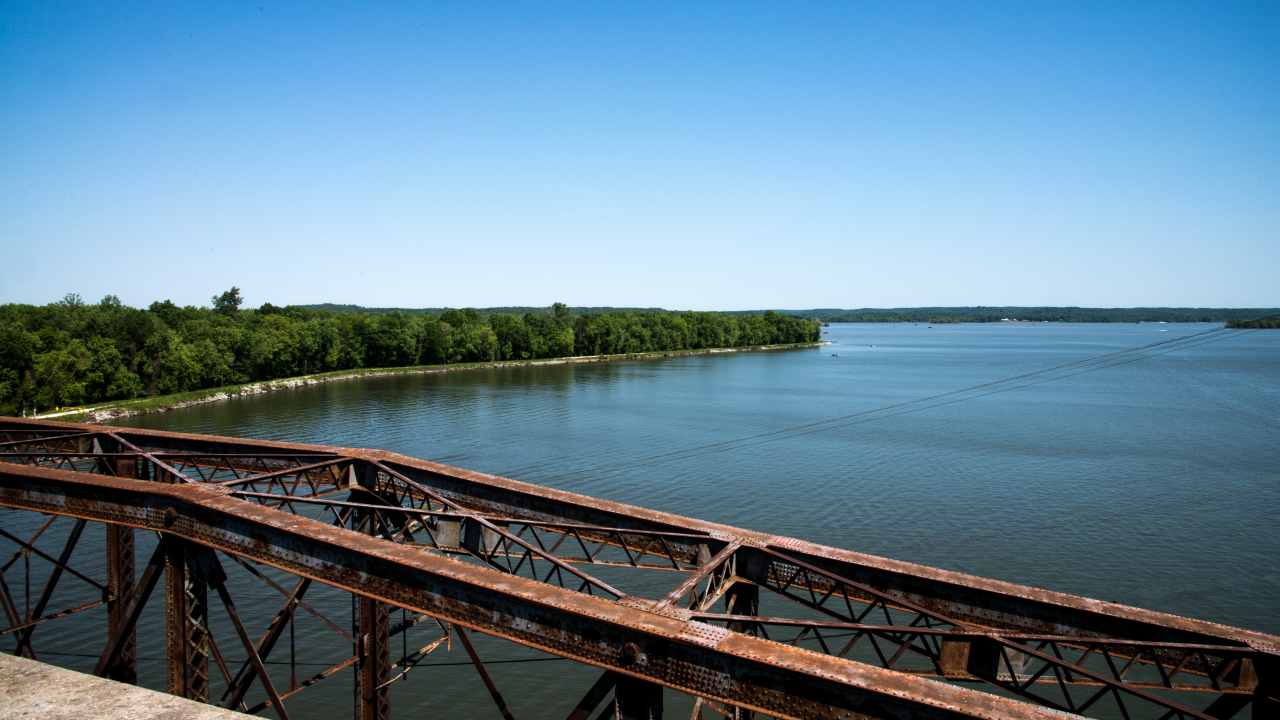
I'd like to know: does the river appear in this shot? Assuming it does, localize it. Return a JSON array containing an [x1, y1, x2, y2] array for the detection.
[[9, 322, 1278, 718]]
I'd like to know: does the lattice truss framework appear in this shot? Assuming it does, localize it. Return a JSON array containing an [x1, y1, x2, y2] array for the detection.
[[0, 420, 1276, 720]]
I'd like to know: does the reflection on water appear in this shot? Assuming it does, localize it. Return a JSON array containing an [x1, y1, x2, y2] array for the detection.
[[10, 323, 1277, 718]]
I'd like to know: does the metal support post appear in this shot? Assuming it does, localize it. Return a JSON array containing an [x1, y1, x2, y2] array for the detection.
[[1253, 655, 1278, 720], [354, 502, 391, 720], [435, 515, 462, 550], [614, 675, 663, 720], [357, 595, 391, 720], [724, 582, 758, 634], [105, 522, 136, 683], [165, 537, 210, 701], [939, 632, 971, 679], [963, 637, 1030, 683], [723, 583, 758, 720], [463, 518, 508, 555]]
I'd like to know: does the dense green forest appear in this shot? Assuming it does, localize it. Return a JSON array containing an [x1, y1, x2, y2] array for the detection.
[[0, 290, 820, 415], [1226, 316, 1280, 329], [311, 304, 1280, 325]]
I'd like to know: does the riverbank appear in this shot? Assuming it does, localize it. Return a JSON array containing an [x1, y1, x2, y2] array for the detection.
[[28, 341, 827, 423]]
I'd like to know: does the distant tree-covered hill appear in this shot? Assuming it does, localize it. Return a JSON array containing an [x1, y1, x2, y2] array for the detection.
[[303, 303, 667, 316], [309, 304, 1280, 325], [730, 307, 1280, 324]]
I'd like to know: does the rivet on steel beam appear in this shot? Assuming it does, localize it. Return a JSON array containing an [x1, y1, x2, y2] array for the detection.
[[622, 642, 641, 665], [164, 507, 179, 526]]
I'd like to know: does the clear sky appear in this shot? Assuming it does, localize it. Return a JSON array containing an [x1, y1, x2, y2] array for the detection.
[[2, 2, 1277, 311]]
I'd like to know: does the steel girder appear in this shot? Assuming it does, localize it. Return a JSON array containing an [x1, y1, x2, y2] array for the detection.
[[0, 462, 1055, 720], [1, 418, 1277, 720]]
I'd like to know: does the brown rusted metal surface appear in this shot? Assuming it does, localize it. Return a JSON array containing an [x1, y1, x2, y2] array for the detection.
[[8, 418, 1274, 651], [355, 502, 392, 720], [1, 418, 1277, 720], [105, 522, 137, 684], [165, 536, 212, 701], [0, 461, 1075, 720]]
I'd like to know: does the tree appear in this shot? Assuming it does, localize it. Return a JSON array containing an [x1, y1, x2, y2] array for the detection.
[[0, 324, 36, 414], [33, 339, 93, 407], [56, 293, 85, 311], [552, 302, 572, 328], [213, 287, 243, 316]]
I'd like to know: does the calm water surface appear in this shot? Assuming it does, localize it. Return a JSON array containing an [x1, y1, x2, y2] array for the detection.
[[10, 323, 1278, 718]]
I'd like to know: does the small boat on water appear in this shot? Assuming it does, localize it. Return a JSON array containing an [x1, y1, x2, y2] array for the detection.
[[831, 353, 840, 356]]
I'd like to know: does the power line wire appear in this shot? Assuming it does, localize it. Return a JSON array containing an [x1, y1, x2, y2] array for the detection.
[[532, 327, 1255, 483]]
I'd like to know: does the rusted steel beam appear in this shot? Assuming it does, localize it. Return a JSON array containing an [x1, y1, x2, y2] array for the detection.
[[456, 625, 516, 720], [244, 656, 361, 715], [106, 432, 196, 485], [655, 543, 739, 611], [0, 515, 57, 574], [692, 613, 1263, 654], [217, 458, 348, 487], [225, 554, 354, 643], [226, 492, 706, 571], [722, 583, 759, 720], [6, 417, 1265, 656], [222, 576, 311, 710], [105, 521, 137, 683], [103, 436, 141, 685], [3, 419, 1278, 719], [0, 525, 106, 593], [209, 567, 291, 720], [12, 518, 87, 656], [373, 452, 1280, 653], [164, 536, 211, 701], [1254, 655, 1279, 718], [0, 463, 1081, 720], [0, 430, 97, 448], [368, 460, 628, 599], [94, 541, 166, 677], [0, 598, 107, 636], [355, 504, 391, 720]]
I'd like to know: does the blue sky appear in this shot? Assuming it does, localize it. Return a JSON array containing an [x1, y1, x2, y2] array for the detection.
[[2, 2, 1277, 310]]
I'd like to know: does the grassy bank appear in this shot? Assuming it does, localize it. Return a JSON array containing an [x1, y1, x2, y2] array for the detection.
[[30, 341, 826, 424]]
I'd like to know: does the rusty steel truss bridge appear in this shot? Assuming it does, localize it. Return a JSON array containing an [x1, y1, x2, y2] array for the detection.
[[0, 417, 1275, 720]]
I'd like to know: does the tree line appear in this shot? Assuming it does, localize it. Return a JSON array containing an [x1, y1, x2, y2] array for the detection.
[[0, 290, 820, 414], [799, 307, 1280, 324], [307, 304, 1280, 325], [1226, 316, 1279, 329]]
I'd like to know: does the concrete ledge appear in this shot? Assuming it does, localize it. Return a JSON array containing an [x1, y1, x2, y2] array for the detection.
[[0, 655, 243, 720]]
